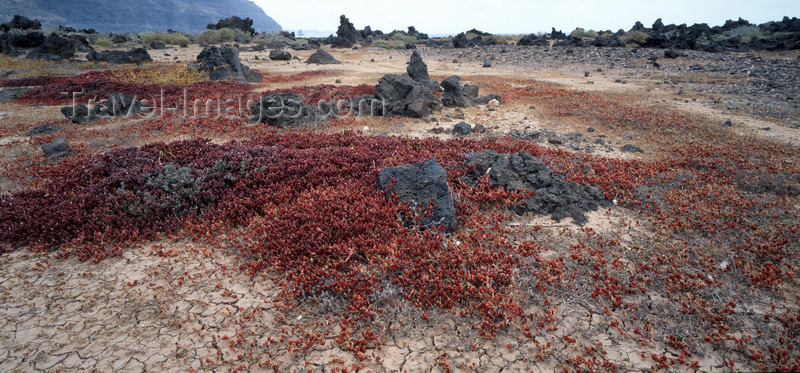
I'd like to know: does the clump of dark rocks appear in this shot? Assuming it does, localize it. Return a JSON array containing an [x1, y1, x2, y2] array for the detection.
[[374, 50, 441, 117], [193, 45, 262, 82], [148, 41, 167, 50], [87, 47, 152, 65], [441, 75, 478, 108], [207, 16, 255, 36], [269, 49, 292, 60], [462, 150, 611, 224], [61, 93, 147, 123], [249, 91, 337, 127], [306, 49, 341, 64], [378, 158, 457, 232], [517, 34, 549, 47], [1, 15, 41, 32], [26, 124, 61, 136]]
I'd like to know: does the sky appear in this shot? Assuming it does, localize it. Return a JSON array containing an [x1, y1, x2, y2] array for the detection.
[[253, 0, 800, 36]]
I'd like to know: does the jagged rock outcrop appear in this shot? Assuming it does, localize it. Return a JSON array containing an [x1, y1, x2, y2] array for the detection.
[[374, 51, 441, 117], [194, 45, 262, 82], [87, 47, 152, 64]]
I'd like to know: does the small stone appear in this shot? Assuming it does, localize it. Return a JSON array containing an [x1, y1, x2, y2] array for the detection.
[[624, 134, 633, 140], [473, 123, 486, 133], [452, 59, 459, 63], [722, 119, 733, 127], [370, 58, 375, 62], [547, 137, 563, 145], [482, 60, 492, 68], [488, 99, 500, 108], [584, 71, 590, 77], [762, 127, 771, 131], [335, 79, 342, 83], [587, 127, 595, 132], [621, 144, 643, 153], [452, 121, 471, 136]]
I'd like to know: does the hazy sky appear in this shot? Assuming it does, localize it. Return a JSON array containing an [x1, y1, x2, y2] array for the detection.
[[253, 0, 799, 35]]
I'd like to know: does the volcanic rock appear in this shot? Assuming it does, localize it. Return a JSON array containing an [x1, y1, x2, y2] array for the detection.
[[441, 75, 478, 108], [377, 158, 457, 232], [462, 150, 610, 224], [306, 49, 341, 64], [269, 49, 292, 60], [87, 48, 152, 65], [41, 137, 72, 158], [194, 45, 262, 82]]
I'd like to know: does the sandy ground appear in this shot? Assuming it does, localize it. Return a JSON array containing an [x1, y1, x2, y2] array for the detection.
[[2, 43, 799, 372]]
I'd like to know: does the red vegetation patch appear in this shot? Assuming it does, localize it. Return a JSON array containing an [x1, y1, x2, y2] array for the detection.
[[265, 84, 376, 105], [258, 70, 334, 84], [14, 69, 254, 106]]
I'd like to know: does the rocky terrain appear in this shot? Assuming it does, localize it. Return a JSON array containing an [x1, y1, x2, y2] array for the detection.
[[0, 13, 799, 373]]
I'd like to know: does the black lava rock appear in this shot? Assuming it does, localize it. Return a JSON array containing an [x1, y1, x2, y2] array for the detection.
[[621, 144, 644, 153], [194, 45, 262, 82], [462, 150, 610, 224], [41, 136, 72, 158], [26, 124, 61, 136], [306, 49, 341, 64], [269, 49, 292, 60], [452, 121, 471, 136], [378, 158, 457, 232]]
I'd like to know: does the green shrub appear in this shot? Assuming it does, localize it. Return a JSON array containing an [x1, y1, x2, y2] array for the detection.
[[93, 37, 112, 48], [729, 25, 764, 44], [140, 31, 191, 45], [620, 30, 649, 46], [218, 28, 236, 42], [195, 29, 223, 44]]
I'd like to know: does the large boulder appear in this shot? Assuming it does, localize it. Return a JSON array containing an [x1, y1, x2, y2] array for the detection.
[[0, 32, 46, 55], [269, 49, 292, 60], [377, 158, 457, 232], [41, 137, 72, 158], [194, 45, 262, 83], [107, 93, 144, 117], [306, 49, 340, 64], [148, 41, 167, 50], [441, 75, 478, 108], [26, 35, 76, 60], [462, 150, 610, 224], [60, 104, 103, 123], [249, 91, 334, 127], [1, 15, 42, 32], [87, 48, 152, 64]]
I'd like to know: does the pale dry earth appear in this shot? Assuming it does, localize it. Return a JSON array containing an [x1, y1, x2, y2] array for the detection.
[[2, 43, 799, 372]]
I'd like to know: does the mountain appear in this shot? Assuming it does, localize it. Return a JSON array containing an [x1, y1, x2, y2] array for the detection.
[[0, 0, 281, 33]]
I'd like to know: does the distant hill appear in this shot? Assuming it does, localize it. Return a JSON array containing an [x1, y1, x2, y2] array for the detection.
[[0, 0, 281, 33]]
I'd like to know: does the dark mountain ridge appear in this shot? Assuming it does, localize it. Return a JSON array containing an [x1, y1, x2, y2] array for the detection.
[[0, 0, 281, 33]]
